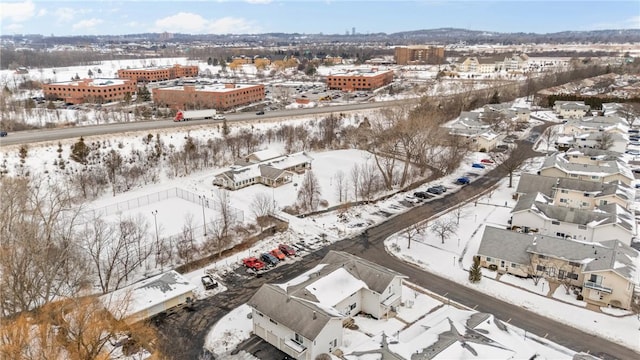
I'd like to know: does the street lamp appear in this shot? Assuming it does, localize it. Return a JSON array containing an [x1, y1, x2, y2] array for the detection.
[[199, 195, 207, 237], [151, 210, 160, 267]]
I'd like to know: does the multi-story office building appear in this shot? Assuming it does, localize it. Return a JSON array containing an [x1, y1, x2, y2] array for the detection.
[[42, 78, 136, 104], [152, 83, 265, 111], [394, 45, 445, 65], [326, 69, 394, 92], [117, 64, 199, 83]]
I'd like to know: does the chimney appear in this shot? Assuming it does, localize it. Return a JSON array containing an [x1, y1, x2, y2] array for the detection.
[[313, 311, 317, 320]]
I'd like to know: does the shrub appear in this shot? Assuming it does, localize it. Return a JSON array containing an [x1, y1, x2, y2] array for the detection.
[[488, 264, 498, 271], [577, 294, 584, 301]]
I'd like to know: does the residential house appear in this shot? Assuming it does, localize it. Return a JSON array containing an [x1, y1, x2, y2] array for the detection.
[[538, 153, 633, 186], [458, 56, 502, 73], [445, 111, 500, 151], [213, 151, 312, 190], [515, 173, 633, 210], [553, 101, 591, 119], [477, 226, 638, 309], [101, 270, 195, 323], [247, 251, 406, 360], [510, 192, 636, 246]]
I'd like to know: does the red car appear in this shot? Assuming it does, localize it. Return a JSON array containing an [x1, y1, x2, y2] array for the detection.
[[242, 257, 265, 270], [480, 158, 495, 164], [278, 244, 296, 256], [270, 248, 286, 260]]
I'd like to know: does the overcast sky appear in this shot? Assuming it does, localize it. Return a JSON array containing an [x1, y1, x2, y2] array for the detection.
[[1, 0, 639, 36]]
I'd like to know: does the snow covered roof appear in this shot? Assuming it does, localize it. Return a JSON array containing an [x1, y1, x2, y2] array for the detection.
[[157, 83, 262, 93], [48, 78, 130, 87], [217, 151, 312, 183], [246, 149, 282, 162], [101, 270, 195, 319], [248, 251, 406, 340], [540, 153, 633, 179]]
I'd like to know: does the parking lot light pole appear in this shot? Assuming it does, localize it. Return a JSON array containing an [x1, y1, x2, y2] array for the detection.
[[152, 210, 159, 267], [199, 195, 207, 237]]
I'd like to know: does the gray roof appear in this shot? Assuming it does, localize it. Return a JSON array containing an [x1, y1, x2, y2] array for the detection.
[[564, 148, 621, 160], [512, 194, 634, 231], [478, 226, 533, 265], [515, 173, 557, 196], [247, 284, 340, 341], [478, 227, 638, 280], [247, 251, 406, 340], [259, 165, 288, 180], [540, 153, 632, 179]]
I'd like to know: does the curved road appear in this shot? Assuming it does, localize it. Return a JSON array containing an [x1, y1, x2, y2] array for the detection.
[[0, 99, 416, 147], [153, 122, 639, 360]]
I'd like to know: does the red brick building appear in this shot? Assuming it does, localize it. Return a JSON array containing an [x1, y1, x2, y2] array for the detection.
[[326, 69, 394, 92], [395, 46, 445, 65], [152, 83, 265, 111], [42, 78, 136, 104], [117, 64, 199, 83]]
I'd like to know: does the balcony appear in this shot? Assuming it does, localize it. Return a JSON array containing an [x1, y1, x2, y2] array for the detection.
[[584, 281, 612, 294]]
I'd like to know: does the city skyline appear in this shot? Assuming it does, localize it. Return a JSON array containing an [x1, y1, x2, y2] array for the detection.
[[1, 0, 639, 37]]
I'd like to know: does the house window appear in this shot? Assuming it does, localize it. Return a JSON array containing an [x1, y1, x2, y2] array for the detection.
[[558, 270, 566, 279], [560, 198, 567, 203], [569, 272, 578, 280], [536, 265, 546, 272], [538, 255, 546, 259], [551, 221, 560, 225], [294, 333, 304, 344], [578, 225, 587, 230], [560, 189, 569, 194], [500, 260, 505, 268], [569, 261, 581, 267], [591, 176, 599, 180], [590, 274, 602, 284], [486, 257, 492, 262]]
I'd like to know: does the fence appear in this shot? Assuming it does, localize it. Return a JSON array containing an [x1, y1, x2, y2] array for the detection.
[[82, 187, 243, 223]]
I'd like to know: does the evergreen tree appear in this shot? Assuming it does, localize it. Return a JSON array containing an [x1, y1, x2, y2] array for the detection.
[[18, 145, 28, 165], [70, 137, 90, 165], [222, 118, 230, 136], [137, 85, 151, 102], [468, 256, 482, 283]]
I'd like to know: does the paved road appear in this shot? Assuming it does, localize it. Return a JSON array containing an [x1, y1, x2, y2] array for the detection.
[[0, 99, 416, 147], [153, 121, 639, 360]]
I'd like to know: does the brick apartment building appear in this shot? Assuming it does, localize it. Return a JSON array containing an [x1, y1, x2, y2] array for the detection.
[[152, 83, 265, 111], [117, 64, 199, 83], [326, 69, 394, 92], [394, 45, 445, 65], [42, 78, 136, 104]]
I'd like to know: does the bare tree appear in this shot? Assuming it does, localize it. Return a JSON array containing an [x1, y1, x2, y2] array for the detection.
[[544, 125, 559, 152], [596, 131, 615, 150], [431, 217, 458, 244], [496, 145, 530, 188], [177, 213, 198, 263], [528, 253, 547, 286], [251, 192, 275, 230], [84, 216, 152, 294], [558, 263, 579, 295], [209, 189, 234, 258], [451, 205, 468, 225], [404, 221, 427, 249], [297, 170, 322, 211], [0, 177, 89, 316], [350, 164, 361, 202], [358, 161, 381, 202], [334, 170, 347, 203], [103, 149, 123, 196]]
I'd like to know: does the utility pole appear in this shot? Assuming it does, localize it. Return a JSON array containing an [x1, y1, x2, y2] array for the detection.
[[199, 194, 207, 237], [152, 210, 160, 269]]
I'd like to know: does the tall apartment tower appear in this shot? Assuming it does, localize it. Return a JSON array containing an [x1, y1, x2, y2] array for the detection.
[[395, 45, 445, 65], [352, 27, 356, 36]]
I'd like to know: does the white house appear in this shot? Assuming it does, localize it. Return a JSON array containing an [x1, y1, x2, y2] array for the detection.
[[247, 251, 406, 360], [553, 101, 591, 119], [510, 192, 636, 246], [538, 152, 634, 186], [213, 151, 313, 190]]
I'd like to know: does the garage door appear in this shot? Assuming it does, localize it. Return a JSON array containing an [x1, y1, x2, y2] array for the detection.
[[255, 324, 265, 338]]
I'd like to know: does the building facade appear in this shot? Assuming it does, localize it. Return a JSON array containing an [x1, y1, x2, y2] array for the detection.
[[394, 45, 445, 65], [42, 78, 136, 104], [152, 83, 265, 111], [326, 70, 394, 92], [117, 64, 199, 83]]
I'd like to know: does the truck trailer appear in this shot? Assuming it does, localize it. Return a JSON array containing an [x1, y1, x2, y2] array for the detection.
[[174, 109, 224, 121]]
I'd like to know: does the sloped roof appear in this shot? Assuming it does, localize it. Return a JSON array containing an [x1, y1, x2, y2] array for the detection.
[[259, 165, 289, 180], [247, 284, 341, 341], [479, 227, 638, 282], [248, 251, 406, 340], [540, 153, 632, 179], [247, 149, 282, 162], [515, 173, 557, 196]]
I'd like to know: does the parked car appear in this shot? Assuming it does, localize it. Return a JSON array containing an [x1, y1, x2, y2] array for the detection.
[[404, 194, 420, 203], [630, 141, 640, 146], [256, 110, 265, 115], [0, 131, 7, 137], [414, 191, 429, 199], [242, 257, 265, 270], [432, 185, 447, 193], [201, 274, 218, 290], [626, 149, 640, 155], [472, 163, 486, 169], [270, 248, 286, 261], [427, 187, 444, 195], [278, 244, 296, 256], [480, 158, 494, 164], [456, 177, 470, 185], [261, 252, 279, 266]]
